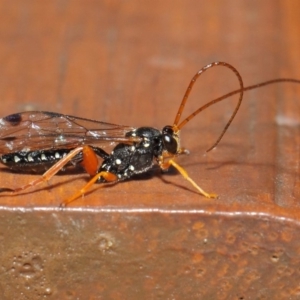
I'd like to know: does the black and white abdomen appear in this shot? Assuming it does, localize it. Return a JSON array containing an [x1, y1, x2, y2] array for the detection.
[[0, 149, 81, 172]]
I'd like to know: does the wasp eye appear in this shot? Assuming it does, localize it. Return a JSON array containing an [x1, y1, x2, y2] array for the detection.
[[162, 126, 178, 154]]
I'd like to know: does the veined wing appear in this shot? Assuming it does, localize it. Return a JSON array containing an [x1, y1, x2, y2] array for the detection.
[[0, 111, 138, 154]]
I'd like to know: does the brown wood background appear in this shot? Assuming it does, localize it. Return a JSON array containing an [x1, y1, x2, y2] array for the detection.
[[0, 1, 299, 299]]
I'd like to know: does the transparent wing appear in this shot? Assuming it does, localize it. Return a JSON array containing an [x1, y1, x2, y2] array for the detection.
[[0, 111, 138, 154]]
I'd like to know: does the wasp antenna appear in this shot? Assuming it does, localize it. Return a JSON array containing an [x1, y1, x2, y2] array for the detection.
[[179, 77, 300, 152], [206, 77, 300, 151], [175, 62, 244, 151], [239, 78, 300, 93], [174, 62, 226, 126]]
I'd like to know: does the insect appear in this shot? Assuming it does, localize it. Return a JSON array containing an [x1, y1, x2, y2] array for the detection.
[[0, 62, 299, 206]]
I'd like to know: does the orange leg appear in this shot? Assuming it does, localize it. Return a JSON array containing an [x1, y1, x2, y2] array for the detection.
[[161, 159, 217, 199], [61, 171, 117, 207]]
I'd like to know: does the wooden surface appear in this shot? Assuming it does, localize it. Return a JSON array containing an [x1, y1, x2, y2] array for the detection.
[[0, 1, 300, 299]]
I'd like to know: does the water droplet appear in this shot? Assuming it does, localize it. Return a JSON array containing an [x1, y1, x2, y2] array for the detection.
[[44, 287, 52, 295], [31, 255, 43, 271], [271, 254, 279, 263], [98, 236, 114, 252], [19, 262, 35, 278]]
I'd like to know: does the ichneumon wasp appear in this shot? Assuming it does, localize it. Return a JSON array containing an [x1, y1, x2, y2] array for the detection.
[[0, 61, 299, 206]]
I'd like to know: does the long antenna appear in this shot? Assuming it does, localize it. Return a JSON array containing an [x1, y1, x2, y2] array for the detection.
[[173, 62, 244, 152], [187, 78, 300, 152]]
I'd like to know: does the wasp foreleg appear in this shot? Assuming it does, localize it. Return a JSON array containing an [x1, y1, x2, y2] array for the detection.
[[160, 158, 217, 199]]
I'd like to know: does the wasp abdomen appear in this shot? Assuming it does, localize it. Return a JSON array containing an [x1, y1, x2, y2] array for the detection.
[[0, 149, 81, 172]]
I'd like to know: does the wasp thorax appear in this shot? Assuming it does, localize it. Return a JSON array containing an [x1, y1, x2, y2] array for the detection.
[[162, 125, 179, 154]]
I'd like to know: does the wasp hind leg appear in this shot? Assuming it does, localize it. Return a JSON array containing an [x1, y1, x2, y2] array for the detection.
[[161, 158, 218, 199], [60, 171, 117, 207], [0, 146, 86, 194], [59, 145, 117, 207]]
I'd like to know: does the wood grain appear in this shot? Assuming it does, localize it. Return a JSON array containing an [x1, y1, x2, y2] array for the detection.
[[0, 1, 299, 299]]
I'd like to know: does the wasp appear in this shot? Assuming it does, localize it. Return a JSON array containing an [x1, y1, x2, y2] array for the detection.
[[0, 62, 299, 206]]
